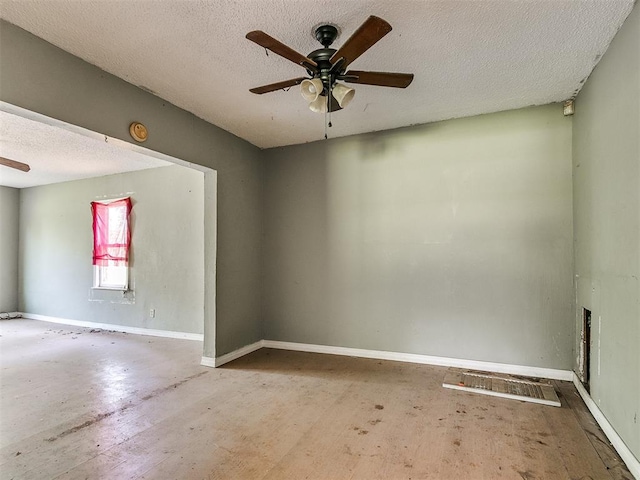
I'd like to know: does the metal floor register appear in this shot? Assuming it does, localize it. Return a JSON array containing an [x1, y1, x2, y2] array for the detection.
[[443, 370, 561, 407]]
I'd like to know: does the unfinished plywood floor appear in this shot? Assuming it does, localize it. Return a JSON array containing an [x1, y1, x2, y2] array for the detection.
[[0, 319, 632, 480]]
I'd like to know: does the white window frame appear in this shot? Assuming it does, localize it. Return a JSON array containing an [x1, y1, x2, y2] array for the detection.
[[92, 197, 130, 291], [93, 263, 129, 291]]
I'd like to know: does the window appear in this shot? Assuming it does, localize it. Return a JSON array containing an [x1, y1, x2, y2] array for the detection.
[[91, 197, 132, 290]]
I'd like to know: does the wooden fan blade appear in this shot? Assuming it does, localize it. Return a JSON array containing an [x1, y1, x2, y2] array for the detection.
[[250, 77, 307, 95], [343, 71, 414, 88], [330, 16, 392, 69], [247, 31, 318, 72], [0, 156, 30, 172]]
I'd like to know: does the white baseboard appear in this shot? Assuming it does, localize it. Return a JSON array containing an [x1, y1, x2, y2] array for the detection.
[[209, 339, 638, 476], [18, 316, 637, 473], [262, 340, 573, 381], [200, 356, 216, 368], [206, 340, 264, 367], [572, 373, 640, 479], [0, 312, 22, 319], [21, 313, 204, 342]]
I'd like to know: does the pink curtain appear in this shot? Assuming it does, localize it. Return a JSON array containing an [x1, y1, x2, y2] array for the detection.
[[91, 198, 132, 266]]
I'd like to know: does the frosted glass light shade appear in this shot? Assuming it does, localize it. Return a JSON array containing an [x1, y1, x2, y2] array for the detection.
[[332, 83, 355, 108], [308, 96, 328, 113], [300, 78, 324, 102]]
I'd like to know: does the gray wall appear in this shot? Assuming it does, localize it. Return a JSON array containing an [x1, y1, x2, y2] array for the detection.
[[19, 166, 204, 334], [263, 104, 574, 370], [0, 21, 263, 357], [0, 186, 20, 312], [573, 4, 639, 462]]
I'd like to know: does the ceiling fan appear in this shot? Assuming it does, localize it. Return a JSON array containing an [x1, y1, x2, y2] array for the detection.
[[0, 157, 30, 172], [246, 16, 414, 113]]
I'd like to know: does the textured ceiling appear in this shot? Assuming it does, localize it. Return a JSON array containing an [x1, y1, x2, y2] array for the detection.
[[0, 111, 171, 189], [1, 1, 635, 149]]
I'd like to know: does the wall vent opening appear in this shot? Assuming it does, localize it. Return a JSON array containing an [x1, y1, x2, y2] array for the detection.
[[580, 307, 592, 393]]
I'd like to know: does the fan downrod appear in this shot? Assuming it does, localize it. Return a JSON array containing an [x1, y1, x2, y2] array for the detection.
[[315, 24, 338, 48]]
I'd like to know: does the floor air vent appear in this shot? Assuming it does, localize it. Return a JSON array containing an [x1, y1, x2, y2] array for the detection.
[[443, 370, 561, 407]]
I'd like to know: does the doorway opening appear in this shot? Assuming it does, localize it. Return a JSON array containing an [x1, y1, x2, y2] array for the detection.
[[1, 101, 216, 361]]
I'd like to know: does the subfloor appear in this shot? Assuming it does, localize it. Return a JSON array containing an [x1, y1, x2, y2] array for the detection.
[[0, 319, 633, 480]]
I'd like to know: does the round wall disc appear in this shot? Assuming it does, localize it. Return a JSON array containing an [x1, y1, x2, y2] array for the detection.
[[129, 122, 148, 142]]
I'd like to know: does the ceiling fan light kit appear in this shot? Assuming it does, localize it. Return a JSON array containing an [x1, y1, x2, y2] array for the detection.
[[247, 15, 414, 134]]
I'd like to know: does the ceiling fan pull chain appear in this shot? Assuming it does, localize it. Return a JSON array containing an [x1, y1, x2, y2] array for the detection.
[[324, 108, 328, 140], [328, 86, 333, 128]]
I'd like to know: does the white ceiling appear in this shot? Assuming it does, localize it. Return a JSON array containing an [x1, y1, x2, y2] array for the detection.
[[0, 1, 635, 149], [0, 110, 172, 189]]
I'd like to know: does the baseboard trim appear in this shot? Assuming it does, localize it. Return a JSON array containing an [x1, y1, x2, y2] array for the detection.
[[17, 316, 637, 472], [208, 340, 264, 367], [21, 313, 204, 342], [213, 339, 638, 475], [262, 340, 573, 381], [0, 312, 22, 319], [200, 356, 216, 368], [572, 373, 640, 479]]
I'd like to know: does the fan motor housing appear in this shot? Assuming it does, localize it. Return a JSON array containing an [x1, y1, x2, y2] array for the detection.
[[308, 48, 336, 66], [307, 48, 337, 90]]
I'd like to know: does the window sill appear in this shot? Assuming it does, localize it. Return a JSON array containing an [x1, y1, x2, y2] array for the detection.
[[91, 286, 129, 292]]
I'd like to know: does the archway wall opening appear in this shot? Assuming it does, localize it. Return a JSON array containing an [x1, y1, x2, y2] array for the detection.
[[0, 21, 265, 359]]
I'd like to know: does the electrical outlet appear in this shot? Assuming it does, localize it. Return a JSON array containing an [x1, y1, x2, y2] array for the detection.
[[149, 308, 155, 318]]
